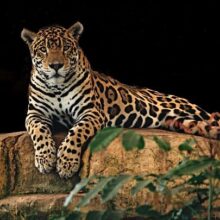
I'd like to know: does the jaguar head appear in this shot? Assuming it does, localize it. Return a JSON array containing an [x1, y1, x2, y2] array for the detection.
[[21, 22, 84, 85]]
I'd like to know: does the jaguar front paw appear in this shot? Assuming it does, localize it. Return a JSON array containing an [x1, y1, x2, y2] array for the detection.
[[34, 148, 57, 174], [56, 157, 80, 178], [56, 146, 81, 178]]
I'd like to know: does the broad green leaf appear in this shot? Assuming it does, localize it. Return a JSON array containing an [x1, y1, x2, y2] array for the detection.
[[187, 173, 207, 185], [131, 179, 152, 195], [178, 139, 195, 152], [76, 177, 114, 208], [101, 175, 132, 202], [136, 205, 162, 218], [153, 136, 171, 152], [102, 210, 124, 220], [162, 157, 215, 180], [89, 127, 123, 154], [122, 130, 145, 151], [86, 211, 104, 220], [64, 178, 90, 207]]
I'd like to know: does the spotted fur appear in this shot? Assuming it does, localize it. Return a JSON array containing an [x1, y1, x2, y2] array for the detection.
[[21, 22, 220, 178]]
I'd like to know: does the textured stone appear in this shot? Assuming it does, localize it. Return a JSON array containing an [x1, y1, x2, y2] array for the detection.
[[1, 129, 220, 219], [83, 129, 220, 176], [0, 131, 77, 199], [80, 129, 220, 214], [0, 194, 68, 220]]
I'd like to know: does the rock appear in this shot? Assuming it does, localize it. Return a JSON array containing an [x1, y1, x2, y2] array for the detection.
[[0, 194, 68, 220], [0, 131, 77, 199], [80, 129, 220, 215], [0, 129, 220, 219], [0, 131, 78, 219], [82, 129, 220, 178]]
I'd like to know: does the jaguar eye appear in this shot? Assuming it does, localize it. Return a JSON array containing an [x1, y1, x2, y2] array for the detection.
[[63, 45, 70, 51], [40, 47, 47, 53]]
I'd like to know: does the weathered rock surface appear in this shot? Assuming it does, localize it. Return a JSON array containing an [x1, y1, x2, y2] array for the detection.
[[0, 194, 68, 220], [82, 129, 220, 177], [0, 129, 220, 219], [0, 131, 78, 219], [81, 129, 220, 216], [0, 131, 77, 198]]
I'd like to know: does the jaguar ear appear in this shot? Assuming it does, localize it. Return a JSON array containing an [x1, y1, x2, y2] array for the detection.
[[68, 22, 84, 39], [21, 28, 37, 45]]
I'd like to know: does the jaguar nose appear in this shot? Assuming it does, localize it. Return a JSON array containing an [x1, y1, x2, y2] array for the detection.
[[49, 63, 64, 71]]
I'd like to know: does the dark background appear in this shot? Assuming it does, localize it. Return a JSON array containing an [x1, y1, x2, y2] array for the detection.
[[0, 1, 219, 133]]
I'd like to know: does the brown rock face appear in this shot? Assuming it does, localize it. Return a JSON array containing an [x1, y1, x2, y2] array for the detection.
[[82, 129, 220, 178], [81, 129, 220, 215], [0, 132, 77, 198], [0, 129, 220, 219], [0, 131, 78, 219]]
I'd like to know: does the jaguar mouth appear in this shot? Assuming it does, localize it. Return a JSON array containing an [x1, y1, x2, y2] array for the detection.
[[52, 72, 64, 78], [40, 71, 64, 79]]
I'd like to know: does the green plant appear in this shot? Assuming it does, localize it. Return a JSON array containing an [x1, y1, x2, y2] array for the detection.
[[53, 128, 220, 220]]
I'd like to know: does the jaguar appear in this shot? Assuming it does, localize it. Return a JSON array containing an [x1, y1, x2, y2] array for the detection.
[[21, 21, 220, 178]]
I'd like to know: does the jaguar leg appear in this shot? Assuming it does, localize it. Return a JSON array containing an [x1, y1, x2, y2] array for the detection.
[[26, 115, 56, 174], [56, 113, 103, 178]]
